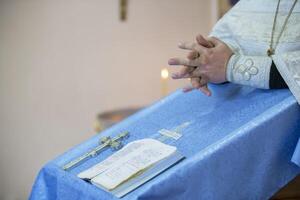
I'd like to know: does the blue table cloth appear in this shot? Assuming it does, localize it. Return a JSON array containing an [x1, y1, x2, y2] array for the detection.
[[30, 84, 300, 200]]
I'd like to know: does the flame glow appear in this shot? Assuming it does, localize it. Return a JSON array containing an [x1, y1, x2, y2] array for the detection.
[[161, 68, 169, 79]]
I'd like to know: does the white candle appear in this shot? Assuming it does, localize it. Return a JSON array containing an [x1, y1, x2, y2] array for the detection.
[[161, 68, 169, 96]]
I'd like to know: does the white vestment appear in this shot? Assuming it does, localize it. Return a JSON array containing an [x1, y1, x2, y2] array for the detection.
[[210, 0, 300, 104]]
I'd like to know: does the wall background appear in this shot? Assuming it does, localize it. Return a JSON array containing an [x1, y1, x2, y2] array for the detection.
[[0, 0, 215, 199]]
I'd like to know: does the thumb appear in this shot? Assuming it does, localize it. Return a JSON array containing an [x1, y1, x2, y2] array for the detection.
[[196, 34, 214, 48]]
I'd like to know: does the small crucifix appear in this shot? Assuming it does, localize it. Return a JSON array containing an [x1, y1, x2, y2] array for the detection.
[[62, 131, 130, 171], [119, 0, 128, 21]]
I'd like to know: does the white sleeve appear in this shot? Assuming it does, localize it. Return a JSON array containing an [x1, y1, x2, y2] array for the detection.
[[226, 55, 272, 89], [209, 5, 273, 90]]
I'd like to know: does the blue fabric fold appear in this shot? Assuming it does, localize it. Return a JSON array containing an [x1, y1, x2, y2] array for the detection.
[[29, 84, 300, 200], [292, 138, 300, 166]]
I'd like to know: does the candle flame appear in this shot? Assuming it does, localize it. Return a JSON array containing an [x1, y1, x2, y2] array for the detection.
[[161, 68, 169, 79]]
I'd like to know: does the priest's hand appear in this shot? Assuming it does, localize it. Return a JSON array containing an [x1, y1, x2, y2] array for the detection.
[[169, 35, 214, 96], [168, 35, 233, 96]]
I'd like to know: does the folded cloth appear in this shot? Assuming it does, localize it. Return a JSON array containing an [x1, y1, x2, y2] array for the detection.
[[292, 138, 300, 166]]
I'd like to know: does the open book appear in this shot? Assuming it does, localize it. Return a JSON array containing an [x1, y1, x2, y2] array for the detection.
[[78, 138, 184, 198]]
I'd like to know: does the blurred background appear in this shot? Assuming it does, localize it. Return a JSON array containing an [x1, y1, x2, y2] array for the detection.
[[0, 0, 233, 199]]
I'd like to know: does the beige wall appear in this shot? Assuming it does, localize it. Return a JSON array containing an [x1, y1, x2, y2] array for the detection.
[[0, 0, 214, 199]]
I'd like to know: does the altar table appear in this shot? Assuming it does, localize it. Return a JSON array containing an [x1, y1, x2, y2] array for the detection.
[[29, 84, 300, 200]]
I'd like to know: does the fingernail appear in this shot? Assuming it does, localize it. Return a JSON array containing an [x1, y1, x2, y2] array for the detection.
[[168, 59, 176, 65], [171, 73, 179, 79]]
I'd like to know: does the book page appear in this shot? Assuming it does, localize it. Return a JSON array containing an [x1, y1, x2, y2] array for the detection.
[[78, 140, 145, 179], [91, 139, 176, 190]]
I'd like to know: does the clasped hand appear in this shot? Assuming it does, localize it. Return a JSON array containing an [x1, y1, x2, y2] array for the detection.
[[168, 35, 233, 96]]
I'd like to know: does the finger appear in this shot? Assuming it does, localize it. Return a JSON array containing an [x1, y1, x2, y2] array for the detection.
[[191, 76, 211, 95], [182, 85, 195, 93], [207, 37, 220, 46], [196, 35, 214, 48], [178, 41, 197, 50], [183, 77, 200, 92], [172, 66, 207, 79], [191, 77, 201, 88], [199, 76, 209, 87], [188, 67, 208, 79], [187, 50, 199, 60], [193, 76, 209, 87], [189, 67, 202, 78], [182, 78, 211, 96], [171, 66, 195, 79], [178, 41, 207, 54], [198, 85, 212, 96], [168, 57, 200, 67]]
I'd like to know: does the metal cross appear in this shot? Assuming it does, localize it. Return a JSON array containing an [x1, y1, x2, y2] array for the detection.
[[62, 131, 130, 171]]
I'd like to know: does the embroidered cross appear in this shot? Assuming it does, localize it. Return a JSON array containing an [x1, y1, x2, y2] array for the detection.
[[235, 58, 258, 81]]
